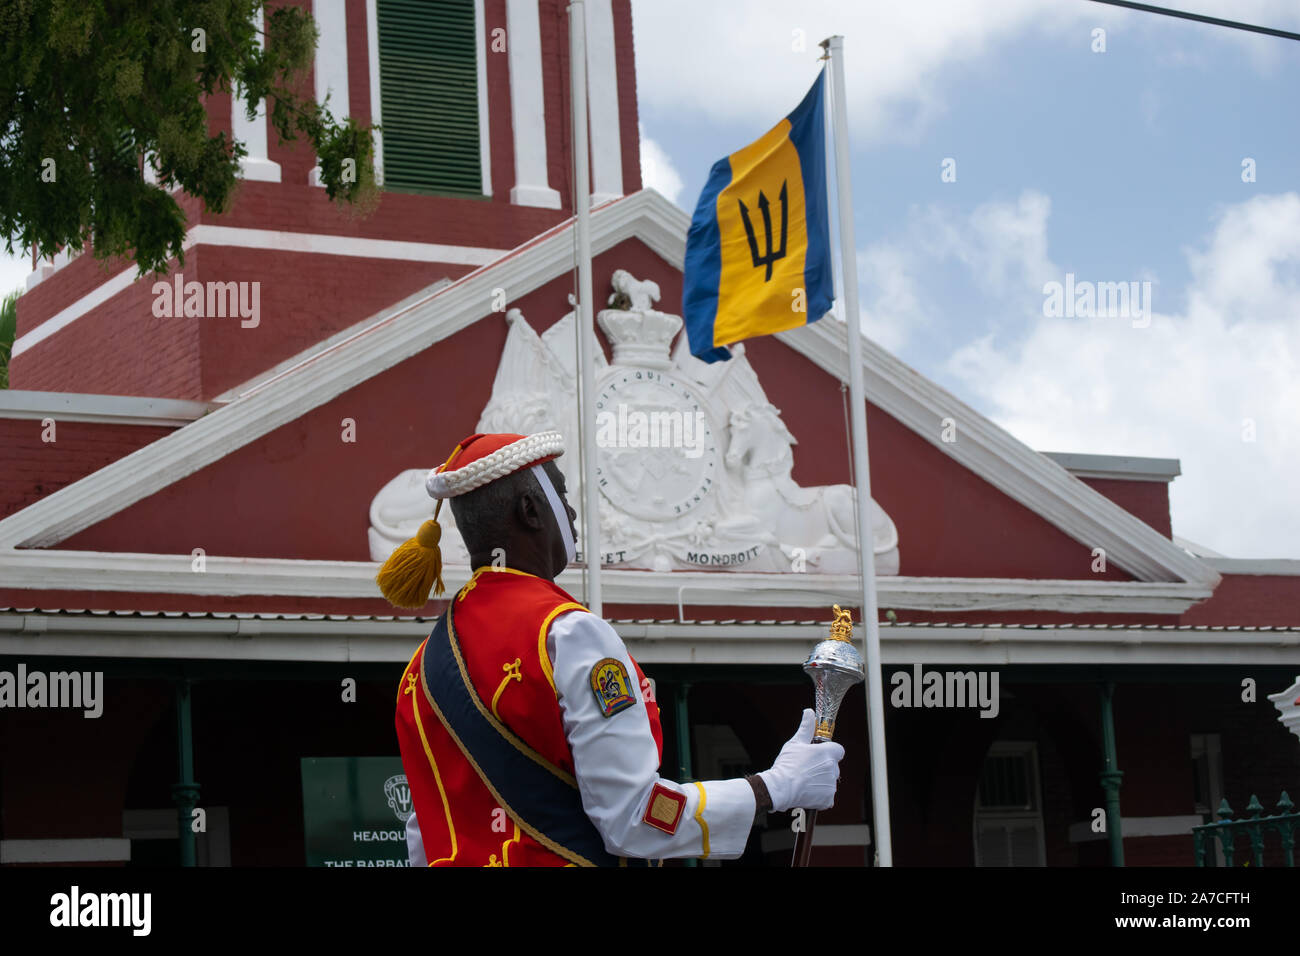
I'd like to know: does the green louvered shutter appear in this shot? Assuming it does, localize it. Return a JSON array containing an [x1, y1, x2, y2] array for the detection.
[[377, 0, 482, 197]]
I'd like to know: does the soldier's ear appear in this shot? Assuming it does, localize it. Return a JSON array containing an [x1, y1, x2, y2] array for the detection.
[[516, 486, 547, 532]]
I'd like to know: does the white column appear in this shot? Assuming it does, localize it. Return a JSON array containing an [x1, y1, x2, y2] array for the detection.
[[311, 0, 350, 187], [365, 0, 384, 186], [584, 0, 622, 204], [234, 7, 282, 182], [507, 0, 560, 208], [474, 0, 492, 197]]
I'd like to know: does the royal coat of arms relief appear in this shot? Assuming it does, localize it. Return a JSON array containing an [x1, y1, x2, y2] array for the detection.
[[368, 269, 899, 575]]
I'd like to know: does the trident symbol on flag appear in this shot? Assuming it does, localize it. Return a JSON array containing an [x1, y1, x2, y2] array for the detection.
[[738, 180, 789, 281]]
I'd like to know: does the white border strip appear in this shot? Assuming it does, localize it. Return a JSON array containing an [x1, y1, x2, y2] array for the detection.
[[0, 548, 1211, 614], [1068, 815, 1204, 842], [12, 263, 146, 357], [0, 391, 213, 426], [0, 838, 131, 864], [12, 227, 505, 358], [190, 225, 504, 265], [2, 612, 1295, 666]]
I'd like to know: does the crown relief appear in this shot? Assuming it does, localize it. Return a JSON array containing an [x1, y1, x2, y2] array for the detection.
[[597, 269, 681, 370]]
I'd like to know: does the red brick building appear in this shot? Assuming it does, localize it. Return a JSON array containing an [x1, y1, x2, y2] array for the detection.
[[1, 0, 1297, 867]]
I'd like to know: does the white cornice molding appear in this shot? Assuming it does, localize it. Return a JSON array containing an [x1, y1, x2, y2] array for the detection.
[[1207, 558, 1300, 576], [1041, 451, 1181, 483], [2, 610, 1295, 666], [0, 192, 678, 551], [0, 391, 214, 427], [0, 550, 1211, 615]]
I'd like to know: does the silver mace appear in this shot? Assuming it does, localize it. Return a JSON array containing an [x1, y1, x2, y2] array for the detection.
[[791, 605, 864, 867]]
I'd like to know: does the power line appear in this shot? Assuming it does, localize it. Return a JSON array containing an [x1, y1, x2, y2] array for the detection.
[[1084, 0, 1300, 43]]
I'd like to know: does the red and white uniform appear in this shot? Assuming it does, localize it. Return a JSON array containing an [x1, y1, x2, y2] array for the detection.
[[395, 567, 755, 866]]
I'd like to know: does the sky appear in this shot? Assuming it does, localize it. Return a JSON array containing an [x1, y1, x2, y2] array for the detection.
[[632, 0, 1300, 560], [3, 1, 1297, 560]]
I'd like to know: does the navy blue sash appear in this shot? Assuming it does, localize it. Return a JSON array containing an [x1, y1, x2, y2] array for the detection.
[[420, 606, 653, 867]]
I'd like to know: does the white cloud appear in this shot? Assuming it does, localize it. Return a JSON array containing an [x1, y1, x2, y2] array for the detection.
[[851, 190, 1058, 352], [856, 242, 924, 353], [631, 0, 1106, 144], [630, 0, 1300, 144], [638, 124, 685, 207], [944, 192, 1300, 558], [917, 191, 1058, 302]]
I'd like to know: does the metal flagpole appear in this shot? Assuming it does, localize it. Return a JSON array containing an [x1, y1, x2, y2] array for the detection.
[[569, 1, 602, 616], [823, 34, 893, 866]]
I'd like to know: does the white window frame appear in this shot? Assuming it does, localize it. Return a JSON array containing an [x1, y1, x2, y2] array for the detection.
[[366, 0, 491, 196], [973, 740, 1047, 867]]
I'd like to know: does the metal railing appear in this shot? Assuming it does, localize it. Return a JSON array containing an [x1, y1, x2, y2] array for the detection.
[[1192, 792, 1298, 866]]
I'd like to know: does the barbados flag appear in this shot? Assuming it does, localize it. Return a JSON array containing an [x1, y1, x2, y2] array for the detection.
[[682, 70, 833, 363]]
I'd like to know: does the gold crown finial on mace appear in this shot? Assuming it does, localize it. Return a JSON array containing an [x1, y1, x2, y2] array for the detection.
[[803, 606, 865, 741], [829, 605, 854, 642]]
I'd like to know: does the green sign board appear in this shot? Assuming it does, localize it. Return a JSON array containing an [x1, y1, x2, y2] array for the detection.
[[301, 756, 414, 867]]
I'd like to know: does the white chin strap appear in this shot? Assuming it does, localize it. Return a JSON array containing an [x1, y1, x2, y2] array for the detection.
[[530, 465, 576, 564]]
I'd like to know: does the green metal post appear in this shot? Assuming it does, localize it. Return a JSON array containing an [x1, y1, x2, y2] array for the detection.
[[674, 682, 696, 867], [1098, 681, 1124, 866], [172, 678, 200, 867], [675, 681, 693, 781]]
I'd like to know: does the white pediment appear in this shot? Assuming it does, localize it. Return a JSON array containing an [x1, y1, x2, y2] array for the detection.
[[0, 189, 1216, 612]]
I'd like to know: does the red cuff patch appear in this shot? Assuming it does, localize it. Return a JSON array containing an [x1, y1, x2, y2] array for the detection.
[[642, 783, 686, 835]]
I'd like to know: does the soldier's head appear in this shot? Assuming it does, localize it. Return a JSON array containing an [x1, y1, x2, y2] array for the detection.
[[376, 431, 577, 607], [449, 457, 577, 579]]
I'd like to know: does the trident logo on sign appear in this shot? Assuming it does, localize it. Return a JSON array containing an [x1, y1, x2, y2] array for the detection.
[[739, 180, 789, 281]]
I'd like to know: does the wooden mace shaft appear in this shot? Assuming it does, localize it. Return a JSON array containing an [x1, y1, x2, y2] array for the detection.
[[790, 737, 829, 867], [791, 809, 819, 867]]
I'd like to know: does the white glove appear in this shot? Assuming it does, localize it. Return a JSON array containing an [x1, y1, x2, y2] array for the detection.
[[758, 708, 845, 812]]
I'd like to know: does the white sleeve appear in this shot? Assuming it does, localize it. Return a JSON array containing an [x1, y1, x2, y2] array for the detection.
[[548, 610, 756, 860], [406, 809, 426, 868]]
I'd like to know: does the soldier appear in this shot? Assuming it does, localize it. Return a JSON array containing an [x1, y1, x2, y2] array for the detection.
[[380, 431, 843, 866]]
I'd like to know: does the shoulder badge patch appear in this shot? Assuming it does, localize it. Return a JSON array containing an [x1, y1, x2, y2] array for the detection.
[[642, 783, 686, 835], [590, 657, 637, 717]]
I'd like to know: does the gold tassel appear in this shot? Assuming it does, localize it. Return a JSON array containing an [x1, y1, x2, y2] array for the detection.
[[376, 518, 445, 608], [378, 444, 464, 609]]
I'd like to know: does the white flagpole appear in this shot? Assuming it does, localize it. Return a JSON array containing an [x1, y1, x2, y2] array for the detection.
[[569, 1, 602, 615], [824, 34, 893, 867]]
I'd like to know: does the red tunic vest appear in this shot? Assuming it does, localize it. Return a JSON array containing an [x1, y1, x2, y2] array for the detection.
[[395, 567, 663, 866]]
